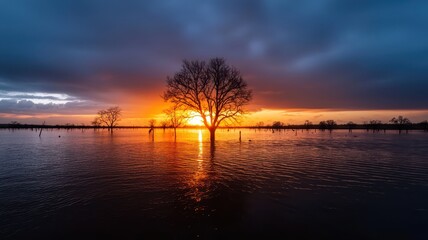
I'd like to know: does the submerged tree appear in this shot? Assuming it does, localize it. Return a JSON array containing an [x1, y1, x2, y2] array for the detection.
[[91, 117, 102, 127], [324, 120, 337, 132], [95, 106, 122, 131], [9, 121, 21, 127], [255, 121, 264, 128], [303, 120, 313, 131], [148, 119, 156, 140], [160, 120, 168, 130], [390, 116, 411, 134], [369, 120, 382, 133], [346, 121, 357, 132], [319, 121, 327, 131], [271, 121, 285, 129], [164, 104, 188, 141], [148, 119, 156, 129], [163, 58, 252, 142]]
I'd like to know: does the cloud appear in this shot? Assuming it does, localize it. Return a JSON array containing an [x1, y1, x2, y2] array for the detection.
[[0, 98, 101, 116], [0, 0, 427, 118]]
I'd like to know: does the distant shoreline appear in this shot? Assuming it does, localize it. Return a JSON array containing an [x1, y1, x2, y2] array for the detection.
[[1, 124, 427, 131]]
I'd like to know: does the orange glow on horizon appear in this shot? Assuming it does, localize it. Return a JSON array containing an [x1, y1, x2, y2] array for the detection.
[[2, 108, 428, 126]]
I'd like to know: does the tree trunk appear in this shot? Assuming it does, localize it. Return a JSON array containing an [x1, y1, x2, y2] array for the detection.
[[209, 127, 216, 142]]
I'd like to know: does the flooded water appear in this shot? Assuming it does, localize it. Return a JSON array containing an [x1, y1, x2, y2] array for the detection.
[[1, 128, 427, 239]]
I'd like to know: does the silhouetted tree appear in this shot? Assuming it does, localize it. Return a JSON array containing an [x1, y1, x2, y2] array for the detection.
[[369, 120, 382, 133], [149, 119, 156, 128], [91, 117, 101, 127], [304, 120, 313, 131], [148, 119, 156, 140], [363, 121, 369, 132], [96, 106, 122, 131], [319, 121, 327, 131], [255, 121, 264, 128], [272, 121, 285, 129], [325, 120, 337, 132], [346, 121, 357, 132], [163, 58, 252, 142], [164, 104, 188, 141], [326, 120, 336, 132], [160, 120, 168, 130], [9, 121, 21, 127], [390, 116, 411, 134]]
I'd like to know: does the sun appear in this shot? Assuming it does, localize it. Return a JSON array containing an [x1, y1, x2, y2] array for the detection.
[[187, 114, 204, 126]]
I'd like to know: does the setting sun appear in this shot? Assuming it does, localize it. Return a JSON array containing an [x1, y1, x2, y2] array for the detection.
[[186, 113, 204, 126]]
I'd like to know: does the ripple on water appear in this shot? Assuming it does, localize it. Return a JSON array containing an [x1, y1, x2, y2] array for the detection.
[[1, 129, 428, 238]]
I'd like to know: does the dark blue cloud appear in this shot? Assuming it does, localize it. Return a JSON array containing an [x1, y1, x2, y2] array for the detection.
[[0, 0, 427, 115]]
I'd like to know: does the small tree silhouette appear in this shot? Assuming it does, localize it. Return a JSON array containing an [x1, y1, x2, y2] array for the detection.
[[95, 106, 121, 131], [368, 120, 382, 133], [255, 121, 264, 128], [325, 120, 337, 132], [164, 104, 188, 141], [272, 121, 284, 129], [149, 119, 156, 128], [9, 121, 21, 127], [319, 121, 327, 131], [160, 120, 168, 130], [91, 117, 102, 130], [390, 116, 411, 134], [346, 121, 357, 132], [148, 119, 156, 140], [304, 120, 313, 131]]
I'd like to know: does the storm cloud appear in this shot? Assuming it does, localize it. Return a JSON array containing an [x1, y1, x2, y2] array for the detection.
[[1, 0, 427, 117]]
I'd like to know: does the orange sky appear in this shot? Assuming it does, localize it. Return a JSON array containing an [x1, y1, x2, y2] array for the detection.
[[3, 107, 428, 127], [1, 87, 428, 126]]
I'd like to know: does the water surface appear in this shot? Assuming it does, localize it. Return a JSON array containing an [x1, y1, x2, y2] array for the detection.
[[1, 128, 427, 239]]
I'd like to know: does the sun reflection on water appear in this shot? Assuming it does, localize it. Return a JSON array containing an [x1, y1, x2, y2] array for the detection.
[[197, 130, 203, 162], [187, 130, 208, 205]]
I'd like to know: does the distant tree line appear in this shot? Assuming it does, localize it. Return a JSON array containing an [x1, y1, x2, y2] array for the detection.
[[3, 115, 428, 134], [251, 116, 428, 134]]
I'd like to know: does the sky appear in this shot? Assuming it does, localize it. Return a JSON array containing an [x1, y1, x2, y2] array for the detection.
[[1, 0, 428, 126]]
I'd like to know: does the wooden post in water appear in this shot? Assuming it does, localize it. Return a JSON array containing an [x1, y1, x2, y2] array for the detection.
[[239, 131, 241, 142], [149, 127, 154, 141], [39, 121, 45, 137]]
